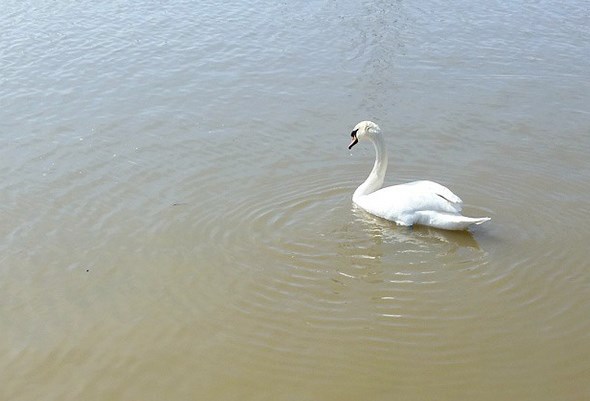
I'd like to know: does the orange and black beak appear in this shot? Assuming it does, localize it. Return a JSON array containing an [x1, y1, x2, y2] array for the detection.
[[348, 129, 359, 150]]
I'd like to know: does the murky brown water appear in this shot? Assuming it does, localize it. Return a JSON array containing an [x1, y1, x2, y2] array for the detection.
[[2, 1, 589, 400]]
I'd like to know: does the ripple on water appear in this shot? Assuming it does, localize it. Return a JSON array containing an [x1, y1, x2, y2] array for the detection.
[[185, 135, 590, 385], [183, 156, 499, 377]]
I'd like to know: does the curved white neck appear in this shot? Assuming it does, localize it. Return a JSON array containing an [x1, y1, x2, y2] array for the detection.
[[353, 133, 388, 201]]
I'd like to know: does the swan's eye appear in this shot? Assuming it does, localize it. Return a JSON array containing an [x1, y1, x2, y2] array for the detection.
[[351, 129, 358, 138]]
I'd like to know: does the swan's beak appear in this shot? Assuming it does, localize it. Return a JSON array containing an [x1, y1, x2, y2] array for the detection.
[[348, 133, 358, 150]]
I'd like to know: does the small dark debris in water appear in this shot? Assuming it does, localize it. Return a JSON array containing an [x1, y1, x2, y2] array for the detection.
[[86, 269, 89, 272]]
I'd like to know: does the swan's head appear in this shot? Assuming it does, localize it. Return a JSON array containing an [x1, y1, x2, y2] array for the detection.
[[348, 121, 381, 150]]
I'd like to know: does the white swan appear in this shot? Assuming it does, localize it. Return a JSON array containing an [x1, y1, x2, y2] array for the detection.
[[348, 121, 490, 230]]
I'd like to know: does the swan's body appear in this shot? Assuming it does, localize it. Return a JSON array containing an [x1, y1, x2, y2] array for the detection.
[[348, 121, 490, 230]]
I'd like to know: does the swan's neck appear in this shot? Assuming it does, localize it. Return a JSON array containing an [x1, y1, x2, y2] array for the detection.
[[353, 133, 388, 201]]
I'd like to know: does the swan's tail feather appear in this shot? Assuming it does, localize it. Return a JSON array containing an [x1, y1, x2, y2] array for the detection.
[[471, 217, 491, 225], [416, 212, 491, 230], [444, 216, 491, 230]]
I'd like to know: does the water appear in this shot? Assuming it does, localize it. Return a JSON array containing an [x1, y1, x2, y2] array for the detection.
[[1, 1, 589, 400]]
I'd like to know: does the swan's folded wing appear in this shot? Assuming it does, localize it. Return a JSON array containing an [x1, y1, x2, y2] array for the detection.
[[408, 180, 463, 212], [360, 181, 463, 220]]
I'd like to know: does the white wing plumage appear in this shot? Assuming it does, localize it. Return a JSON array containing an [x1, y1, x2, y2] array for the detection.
[[354, 181, 469, 227]]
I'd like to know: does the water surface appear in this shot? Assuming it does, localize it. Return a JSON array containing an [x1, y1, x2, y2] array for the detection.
[[1, 1, 589, 400]]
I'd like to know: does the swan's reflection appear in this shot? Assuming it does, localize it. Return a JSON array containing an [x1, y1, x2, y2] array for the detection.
[[331, 205, 487, 285], [351, 204, 481, 249], [337, 205, 484, 274]]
